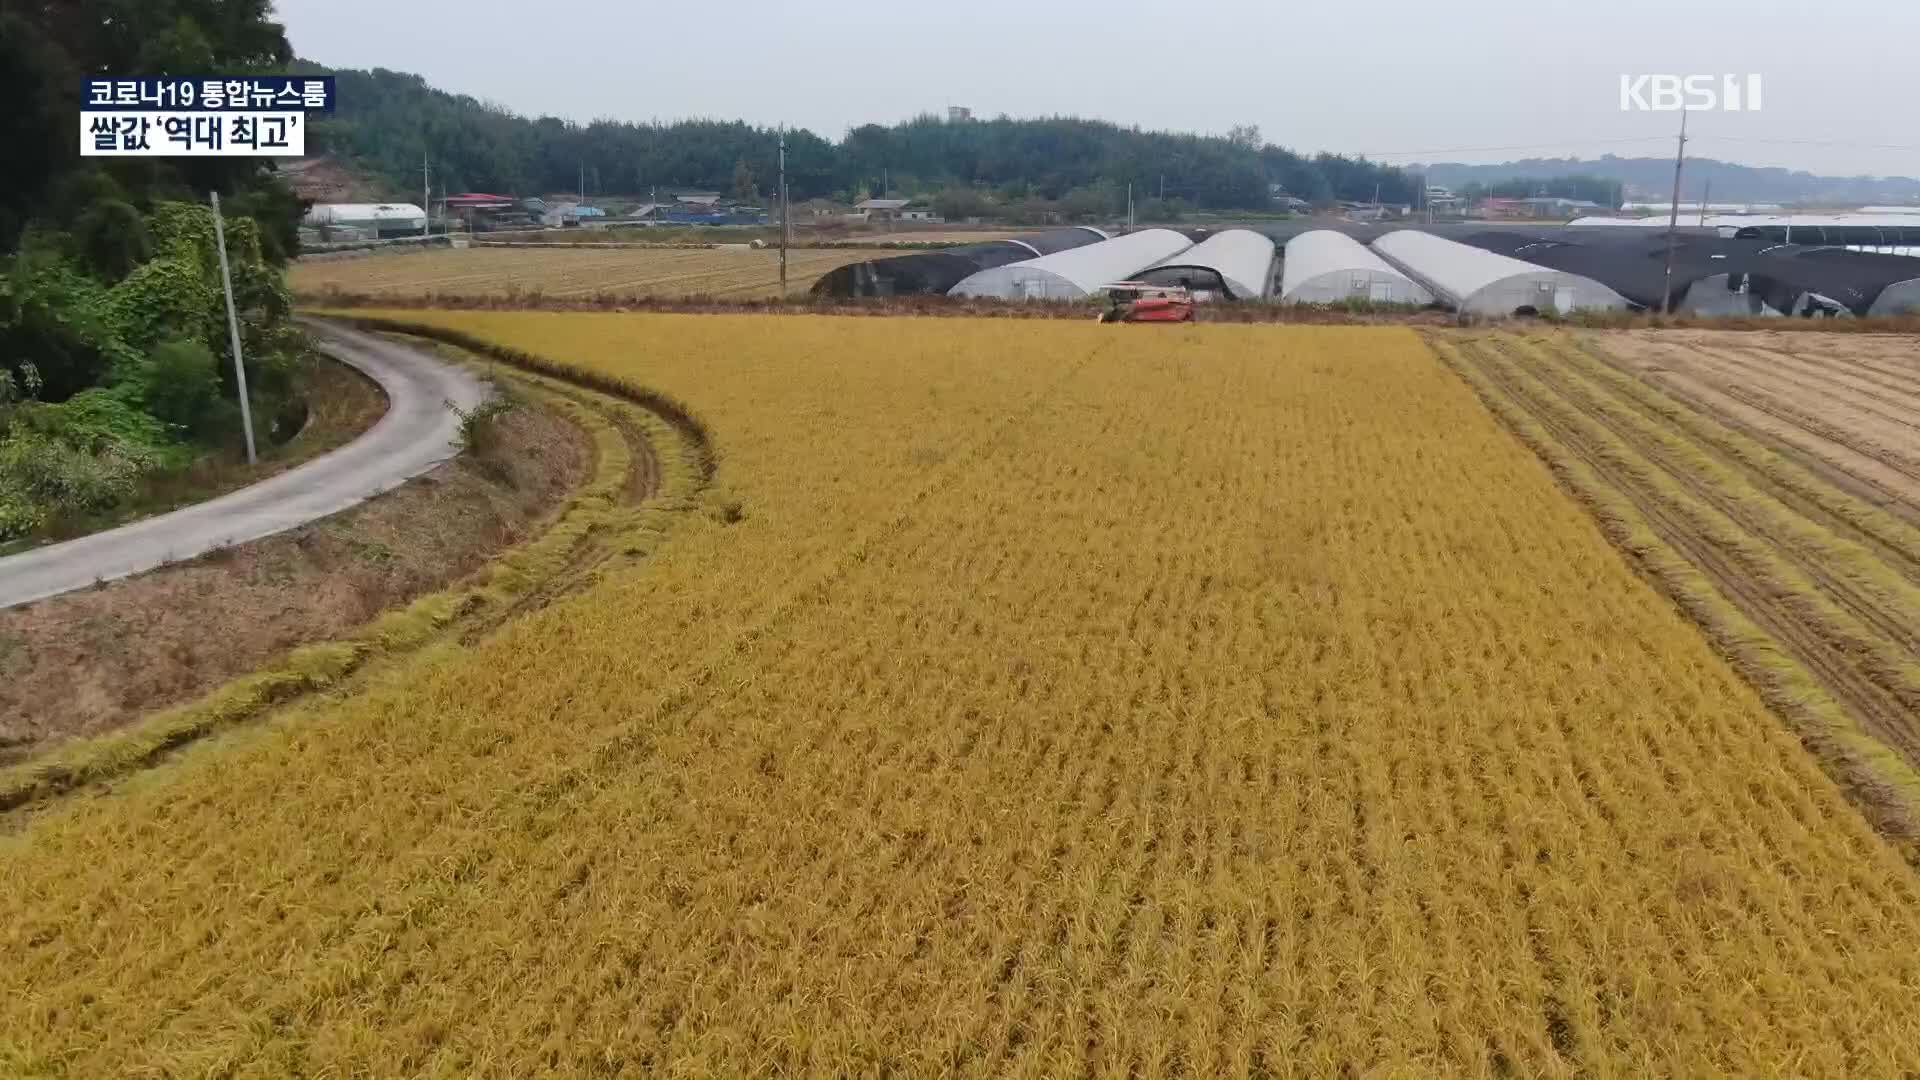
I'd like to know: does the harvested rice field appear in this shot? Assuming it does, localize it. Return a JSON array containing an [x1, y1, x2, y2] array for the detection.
[[289, 246, 866, 301], [1439, 328, 1920, 832], [7, 314, 1920, 1076]]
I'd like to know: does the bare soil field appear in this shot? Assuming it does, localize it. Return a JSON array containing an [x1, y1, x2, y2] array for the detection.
[[1438, 328, 1920, 830], [290, 246, 866, 301], [1600, 330, 1920, 509]]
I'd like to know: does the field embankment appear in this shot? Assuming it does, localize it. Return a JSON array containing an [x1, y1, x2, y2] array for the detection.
[[5, 315, 1920, 1075]]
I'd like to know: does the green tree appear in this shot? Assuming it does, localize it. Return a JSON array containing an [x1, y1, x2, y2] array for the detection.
[[731, 158, 757, 203]]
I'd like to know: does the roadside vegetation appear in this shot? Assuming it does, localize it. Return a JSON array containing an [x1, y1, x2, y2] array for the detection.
[[0, 1, 310, 547], [0, 366, 582, 770], [0, 327, 707, 809]]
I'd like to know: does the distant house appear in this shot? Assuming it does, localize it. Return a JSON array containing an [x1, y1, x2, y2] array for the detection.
[[674, 192, 723, 207], [1480, 196, 1604, 220], [541, 201, 608, 226], [853, 198, 939, 223], [442, 192, 519, 231]]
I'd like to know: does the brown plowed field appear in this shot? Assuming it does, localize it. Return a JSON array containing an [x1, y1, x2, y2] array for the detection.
[[1439, 328, 1920, 828], [1600, 330, 1920, 509]]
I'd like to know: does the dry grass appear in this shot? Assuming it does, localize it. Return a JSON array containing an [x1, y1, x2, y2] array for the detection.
[[5, 313, 1920, 1075], [290, 246, 867, 302]]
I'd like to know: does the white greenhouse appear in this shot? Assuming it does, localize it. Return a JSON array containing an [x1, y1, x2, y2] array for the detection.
[[1134, 229, 1276, 299], [948, 228, 1193, 301], [301, 202, 427, 239], [1869, 275, 1920, 315], [1279, 230, 1433, 305], [1371, 230, 1630, 315]]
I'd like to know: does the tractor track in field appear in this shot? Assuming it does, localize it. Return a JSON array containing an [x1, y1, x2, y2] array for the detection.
[[1449, 339, 1920, 765], [454, 361, 666, 647], [1741, 342, 1920, 408], [1501, 339, 1920, 661], [1568, 338, 1920, 569], [1678, 342, 1920, 438], [1601, 344, 1920, 519]]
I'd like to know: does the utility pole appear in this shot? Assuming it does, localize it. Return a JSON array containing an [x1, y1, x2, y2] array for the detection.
[[422, 153, 430, 236], [1660, 108, 1689, 315], [209, 191, 256, 465], [1699, 179, 1711, 226], [1127, 181, 1134, 230], [578, 161, 585, 203], [778, 131, 789, 296]]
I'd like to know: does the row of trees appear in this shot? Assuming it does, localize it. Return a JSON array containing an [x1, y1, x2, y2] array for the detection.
[[308, 68, 1421, 211], [1, 0, 310, 540], [1454, 175, 1626, 208]]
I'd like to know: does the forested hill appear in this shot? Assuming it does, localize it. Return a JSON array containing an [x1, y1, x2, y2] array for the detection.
[[1420, 155, 1920, 205], [301, 66, 1420, 210]]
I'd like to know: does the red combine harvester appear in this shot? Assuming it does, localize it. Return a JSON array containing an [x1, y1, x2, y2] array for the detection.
[[1098, 282, 1196, 323]]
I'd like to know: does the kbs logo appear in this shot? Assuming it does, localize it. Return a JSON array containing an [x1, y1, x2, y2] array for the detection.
[[1619, 74, 1763, 112]]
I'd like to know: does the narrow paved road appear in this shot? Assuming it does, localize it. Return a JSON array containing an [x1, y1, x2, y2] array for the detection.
[[0, 319, 489, 609]]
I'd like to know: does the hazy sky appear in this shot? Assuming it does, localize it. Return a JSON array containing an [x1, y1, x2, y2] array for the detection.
[[277, 0, 1920, 178]]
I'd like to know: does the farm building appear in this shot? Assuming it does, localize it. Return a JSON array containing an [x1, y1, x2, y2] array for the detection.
[[1133, 229, 1276, 299], [1372, 230, 1630, 315], [442, 192, 520, 231], [542, 202, 608, 227], [948, 229, 1193, 301], [853, 198, 938, 223], [301, 202, 427, 239], [1279, 230, 1433, 305], [811, 228, 1107, 298]]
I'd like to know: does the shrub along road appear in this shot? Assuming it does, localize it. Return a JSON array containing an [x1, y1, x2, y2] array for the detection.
[[0, 320, 488, 609]]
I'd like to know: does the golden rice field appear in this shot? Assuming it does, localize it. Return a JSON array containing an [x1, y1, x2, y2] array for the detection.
[[288, 246, 865, 300], [7, 314, 1920, 1076]]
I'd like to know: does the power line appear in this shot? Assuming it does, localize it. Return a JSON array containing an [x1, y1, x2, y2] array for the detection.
[[1691, 135, 1920, 152]]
